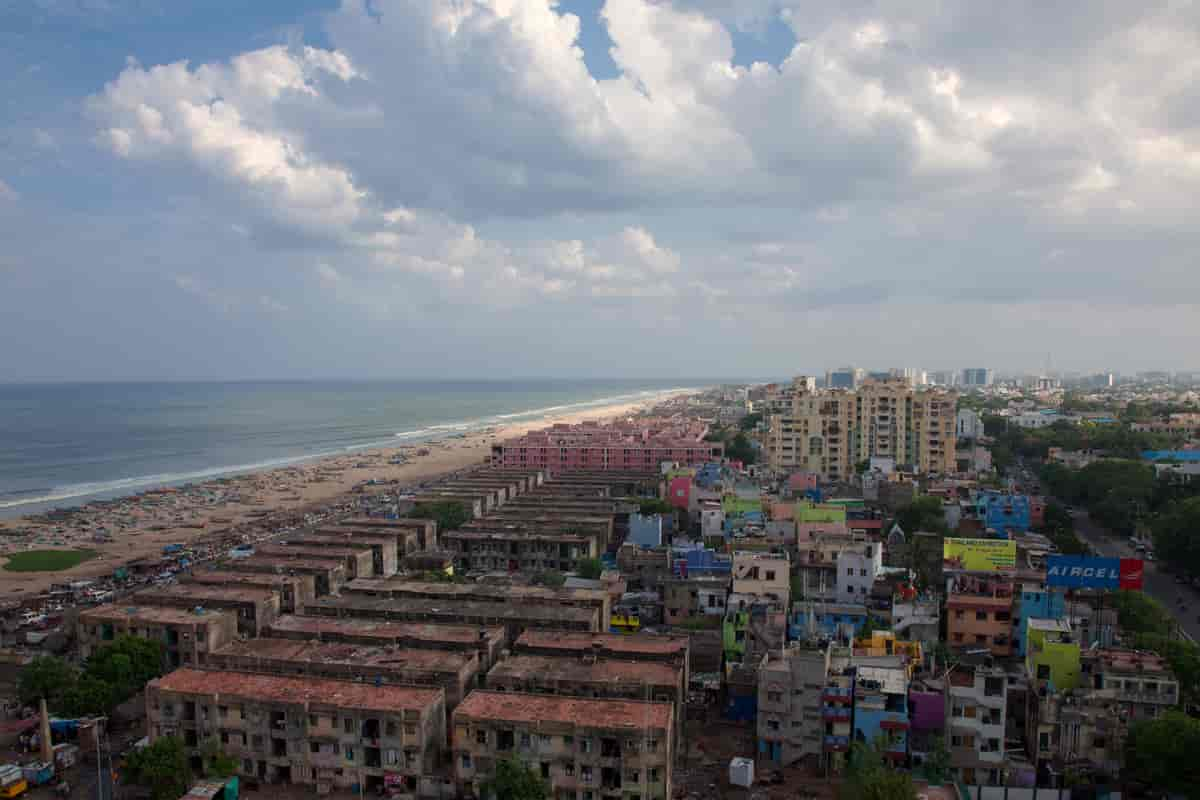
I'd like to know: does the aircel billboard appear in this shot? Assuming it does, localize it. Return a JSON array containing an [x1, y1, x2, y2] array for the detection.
[[1046, 556, 1144, 590]]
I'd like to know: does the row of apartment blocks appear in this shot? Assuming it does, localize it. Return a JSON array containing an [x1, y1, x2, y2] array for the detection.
[[762, 376, 958, 480], [490, 418, 723, 472], [141, 627, 686, 796]]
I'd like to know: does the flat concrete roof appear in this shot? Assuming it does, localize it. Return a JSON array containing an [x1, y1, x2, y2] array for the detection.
[[454, 690, 671, 729], [151, 668, 443, 712]]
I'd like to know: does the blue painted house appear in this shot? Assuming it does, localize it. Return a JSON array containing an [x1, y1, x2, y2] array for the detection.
[[851, 665, 909, 763], [977, 491, 1031, 536], [789, 601, 869, 643], [627, 513, 665, 548]]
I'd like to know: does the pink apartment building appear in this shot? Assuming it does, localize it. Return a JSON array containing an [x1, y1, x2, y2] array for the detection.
[[491, 418, 723, 472]]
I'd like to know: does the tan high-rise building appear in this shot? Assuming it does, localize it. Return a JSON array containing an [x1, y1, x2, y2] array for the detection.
[[765, 377, 956, 480]]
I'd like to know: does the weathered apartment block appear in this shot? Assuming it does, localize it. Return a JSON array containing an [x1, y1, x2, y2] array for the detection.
[[134, 583, 281, 637], [225, 554, 348, 596], [255, 543, 376, 580], [453, 691, 674, 800], [78, 603, 237, 669], [146, 668, 445, 795], [207, 637, 480, 709], [442, 528, 601, 574], [337, 517, 439, 552], [279, 532, 399, 577], [342, 578, 612, 625], [305, 596, 600, 639], [757, 641, 831, 767], [184, 570, 315, 614], [266, 615, 507, 671], [486, 653, 686, 748]]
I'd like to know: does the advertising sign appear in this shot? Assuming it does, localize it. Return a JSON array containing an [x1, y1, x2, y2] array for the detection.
[[942, 538, 1017, 571], [1046, 555, 1144, 590]]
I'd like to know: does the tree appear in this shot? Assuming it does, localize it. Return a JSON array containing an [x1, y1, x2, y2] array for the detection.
[[200, 737, 238, 779], [86, 635, 163, 698], [739, 412, 763, 431], [637, 498, 673, 516], [1154, 497, 1200, 579], [576, 558, 603, 580], [841, 740, 917, 800], [921, 737, 952, 785], [725, 431, 757, 464], [482, 757, 548, 800], [1112, 590, 1174, 637], [1132, 634, 1200, 706], [124, 735, 192, 800], [17, 656, 78, 707], [409, 500, 471, 532], [895, 496, 947, 535], [1124, 710, 1200, 794], [61, 674, 119, 717]]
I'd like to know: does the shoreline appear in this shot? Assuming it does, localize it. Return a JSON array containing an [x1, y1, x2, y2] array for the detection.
[[0, 388, 701, 597]]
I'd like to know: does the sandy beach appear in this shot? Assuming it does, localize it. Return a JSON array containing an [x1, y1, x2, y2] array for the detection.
[[0, 390, 697, 597]]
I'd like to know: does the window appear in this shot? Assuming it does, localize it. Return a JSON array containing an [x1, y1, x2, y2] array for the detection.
[[405, 724, 416, 736], [964, 705, 976, 719], [540, 763, 550, 779], [975, 634, 986, 644], [767, 719, 780, 731], [344, 746, 354, 761], [564, 764, 574, 777], [461, 754, 472, 769], [581, 766, 593, 783], [955, 610, 964, 619], [310, 742, 320, 754], [385, 750, 399, 765], [976, 611, 987, 621], [649, 769, 660, 783], [580, 738, 592, 753], [766, 570, 776, 581], [520, 733, 531, 748], [647, 739, 658, 752], [564, 735, 574, 746], [767, 691, 781, 702], [846, 568, 854, 576], [344, 718, 354, 734], [386, 721, 397, 737], [219, 706, 228, 719], [476, 729, 487, 745], [540, 734, 552, 746], [1037, 664, 1051, 680]]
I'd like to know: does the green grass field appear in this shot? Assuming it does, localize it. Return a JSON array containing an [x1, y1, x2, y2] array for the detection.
[[3, 549, 97, 572]]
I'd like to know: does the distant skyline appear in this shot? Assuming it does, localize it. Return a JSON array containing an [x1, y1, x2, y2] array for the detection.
[[3, 1, 1199, 381]]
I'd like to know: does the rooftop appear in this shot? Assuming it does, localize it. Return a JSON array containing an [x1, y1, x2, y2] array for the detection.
[[233, 555, 347, 572], [80, 603, 236, 626], [516, 630, 688, 656], [211, 637, 474, 672], [136, 584, 276, 604], [150, 668, 443, 712], [855, 665, 908, 695], [267, 615, 504, 645], [1095, 649, 1171, 674], [488, 654, 680, 686], [454, 690, 672, 730], [308, 595, 599, 624], [344, 578, 607, 604], [186, 571, 305, 588], [1027, 617, 1072, 633]]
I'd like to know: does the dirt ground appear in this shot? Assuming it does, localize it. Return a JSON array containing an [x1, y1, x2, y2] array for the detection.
[[677, 713, 839, 800]]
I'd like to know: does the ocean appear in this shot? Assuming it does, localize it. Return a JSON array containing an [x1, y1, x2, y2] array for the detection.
[[0, 379, 707, 518]]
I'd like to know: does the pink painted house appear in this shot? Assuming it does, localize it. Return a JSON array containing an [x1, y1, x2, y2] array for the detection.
[[491, 418, 723, 472]]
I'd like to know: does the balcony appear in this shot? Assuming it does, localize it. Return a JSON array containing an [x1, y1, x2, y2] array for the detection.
[[821, 706, 851, 722], [822, 687, 852, 704], [823, 735, 849, 752]]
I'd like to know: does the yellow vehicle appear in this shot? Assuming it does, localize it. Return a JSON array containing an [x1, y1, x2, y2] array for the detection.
[[0, 764, 27, 798]]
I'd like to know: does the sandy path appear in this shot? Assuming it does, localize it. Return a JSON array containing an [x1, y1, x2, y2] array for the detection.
[[0, 392, 695, 598]]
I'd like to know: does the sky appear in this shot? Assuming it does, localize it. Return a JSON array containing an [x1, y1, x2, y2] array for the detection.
[[2, 0, 1199, 381]]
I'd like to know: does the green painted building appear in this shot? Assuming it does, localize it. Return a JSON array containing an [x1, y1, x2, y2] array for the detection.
[[1025, 617, 1080, 692]]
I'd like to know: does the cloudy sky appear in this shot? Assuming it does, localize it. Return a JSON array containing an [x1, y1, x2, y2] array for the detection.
[[2, 0, 1198, 381]]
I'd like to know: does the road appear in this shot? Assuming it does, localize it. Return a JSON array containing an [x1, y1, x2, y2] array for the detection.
[[1069, 508, 1200, 643]]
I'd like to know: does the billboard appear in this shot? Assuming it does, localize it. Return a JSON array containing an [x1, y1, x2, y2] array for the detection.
[[1046, 555, 1144, 590], [943, 538, 1017, 571]]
